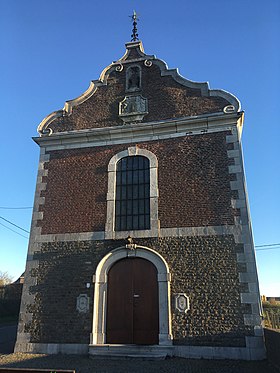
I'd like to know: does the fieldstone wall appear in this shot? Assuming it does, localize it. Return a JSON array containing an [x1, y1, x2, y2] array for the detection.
[[23, 235, 252, 347]]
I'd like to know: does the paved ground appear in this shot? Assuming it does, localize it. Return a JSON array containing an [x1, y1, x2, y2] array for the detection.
[[0, 325, 17, 354], [0, 353, 279, 373], [0, 328, 279, 373]]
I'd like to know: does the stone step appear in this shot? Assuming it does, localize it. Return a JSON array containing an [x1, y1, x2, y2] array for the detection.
[[90, 353, 166, 360], [89, 344, 174, 360]]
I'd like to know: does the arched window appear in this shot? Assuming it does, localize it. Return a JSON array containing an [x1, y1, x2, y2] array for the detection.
[[105, 146, 159, 239], [115, 156, 150, 231]]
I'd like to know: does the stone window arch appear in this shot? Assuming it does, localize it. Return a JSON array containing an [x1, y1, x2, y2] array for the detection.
[[105, 146, 159, 239], [90, 245, 173, 346]]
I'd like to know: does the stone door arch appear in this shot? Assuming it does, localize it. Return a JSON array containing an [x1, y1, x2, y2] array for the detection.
[[90, 245, 172, 345]]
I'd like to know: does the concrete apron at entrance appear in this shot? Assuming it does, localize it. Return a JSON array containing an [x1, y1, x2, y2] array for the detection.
[[88, 344, 175, 359]]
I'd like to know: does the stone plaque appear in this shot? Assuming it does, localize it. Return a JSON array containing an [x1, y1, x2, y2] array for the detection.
[[119, 95, 148, 124], [175, 293, 190, 313], [76, 294, 89, 313]]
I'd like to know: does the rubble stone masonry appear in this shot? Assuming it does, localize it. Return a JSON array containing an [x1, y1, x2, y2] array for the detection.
[[25, 235, 251, 347]]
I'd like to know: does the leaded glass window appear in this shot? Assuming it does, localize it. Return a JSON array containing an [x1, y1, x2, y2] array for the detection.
[[115, 156, 150, 231]]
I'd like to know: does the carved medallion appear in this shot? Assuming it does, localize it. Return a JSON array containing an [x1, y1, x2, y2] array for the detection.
[[175, 293, 190, 313], [76, 294, 89, 313]]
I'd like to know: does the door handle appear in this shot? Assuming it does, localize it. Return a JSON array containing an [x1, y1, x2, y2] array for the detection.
[[133, 294, 140, 298]]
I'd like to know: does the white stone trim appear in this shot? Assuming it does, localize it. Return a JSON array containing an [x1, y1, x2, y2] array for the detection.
[[243, 314, 262, 327], [15, 147, 50, 349], [34, 112, 242, 150], [105, 146, 160, 239], [209, 89, 241, 111], [241, 293, 260, 304], [227, 129, 264, 349], [37, 83, 99, 134], [91, 245, 173, 346], [26, 146, 49, 248], [14, 342, 88, 354], [118, 41, 154, 62], [32, 224, 244, 243], [33, 231, 105, 243]]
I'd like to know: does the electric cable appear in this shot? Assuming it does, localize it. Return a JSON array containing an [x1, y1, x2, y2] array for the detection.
[[0, 222, 29, 239], [0, 213, 279, 250], [0, 216, 30, 233], [255, 247, 280, 251], [255, 243, 280, 248], [0, 206, 32, 210]]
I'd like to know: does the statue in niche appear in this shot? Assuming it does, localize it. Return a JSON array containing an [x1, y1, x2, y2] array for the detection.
[[127, 66, 141, 91]]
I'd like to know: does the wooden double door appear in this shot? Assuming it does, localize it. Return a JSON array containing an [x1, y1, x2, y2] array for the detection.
[[106, 257, 159, 345]]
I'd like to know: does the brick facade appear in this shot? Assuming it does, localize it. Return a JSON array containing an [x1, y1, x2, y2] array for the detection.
[[49, 63, 230, 133], [39, 132, 235, 234]]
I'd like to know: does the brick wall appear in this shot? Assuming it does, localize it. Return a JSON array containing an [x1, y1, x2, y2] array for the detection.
[[39, 132, 236, 234], [25, 235, 250, 346], [49, 63, 230, 133]]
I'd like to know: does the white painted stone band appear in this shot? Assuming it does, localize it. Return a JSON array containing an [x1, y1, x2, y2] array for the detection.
[[35, 112, 242, 151], [31, 224, 242, 243]]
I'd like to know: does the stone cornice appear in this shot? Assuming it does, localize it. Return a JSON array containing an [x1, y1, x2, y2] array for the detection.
[[33, 112, 244, 150]]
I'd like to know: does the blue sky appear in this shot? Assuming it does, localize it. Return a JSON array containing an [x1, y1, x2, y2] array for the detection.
[[0, 0, 279, 296]]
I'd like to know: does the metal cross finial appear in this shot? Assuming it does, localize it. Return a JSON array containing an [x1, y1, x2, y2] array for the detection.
[[130, 10, 139, 42]]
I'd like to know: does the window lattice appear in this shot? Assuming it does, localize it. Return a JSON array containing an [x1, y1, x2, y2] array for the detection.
[[115, 156, 150, 231]]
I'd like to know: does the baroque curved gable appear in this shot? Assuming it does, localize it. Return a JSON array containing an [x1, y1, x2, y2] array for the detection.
[[38, 41, 240, 136]]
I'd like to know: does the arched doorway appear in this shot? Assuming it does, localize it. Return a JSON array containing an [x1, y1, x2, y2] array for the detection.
[[106, 257, 159, 344], [91, 245, 173, 346]]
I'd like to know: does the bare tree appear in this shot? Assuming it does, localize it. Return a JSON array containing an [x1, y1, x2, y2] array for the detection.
[[0, 271, 13, 286]]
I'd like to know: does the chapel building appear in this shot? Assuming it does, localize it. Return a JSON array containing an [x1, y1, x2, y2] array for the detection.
[[15, 37, 265, 360]]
